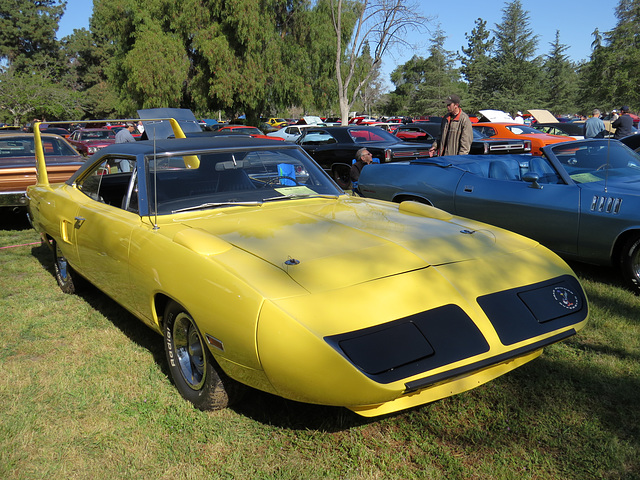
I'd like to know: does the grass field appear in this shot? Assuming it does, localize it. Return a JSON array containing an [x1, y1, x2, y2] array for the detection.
[[1, 214, 639, 480]]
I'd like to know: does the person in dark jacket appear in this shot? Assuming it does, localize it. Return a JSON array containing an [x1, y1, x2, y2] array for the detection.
[[429, 94, 473, 156], [612, 106, 633, 139], [350, 148, 373, 182]]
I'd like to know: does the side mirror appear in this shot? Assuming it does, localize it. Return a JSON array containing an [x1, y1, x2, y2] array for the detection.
[[522, 172, 542, 189]]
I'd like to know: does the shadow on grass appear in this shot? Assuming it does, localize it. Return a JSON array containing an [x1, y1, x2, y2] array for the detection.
[[28, 241, 640, 438], [0, 208, 32, 231], [29, 241, 370, 431], [567, 260, 634, 294]]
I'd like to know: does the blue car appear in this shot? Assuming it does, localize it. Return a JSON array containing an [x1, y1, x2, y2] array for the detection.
[[358, 139, 640, 293]]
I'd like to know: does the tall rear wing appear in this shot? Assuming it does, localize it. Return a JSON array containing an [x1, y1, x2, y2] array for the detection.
[[33, 118, 189, 187]]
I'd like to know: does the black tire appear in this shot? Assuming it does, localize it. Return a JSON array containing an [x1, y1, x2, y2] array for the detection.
[[53, 241, 82, 294], [620, 235, 640, 294], [163, 301, 243, 410]]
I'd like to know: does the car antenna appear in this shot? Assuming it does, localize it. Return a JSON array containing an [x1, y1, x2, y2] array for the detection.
[[153, 126, 159, 230], [605, 131, 612, 193]]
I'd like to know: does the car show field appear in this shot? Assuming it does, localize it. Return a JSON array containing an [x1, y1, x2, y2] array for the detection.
[[1, 219, 637, 479]]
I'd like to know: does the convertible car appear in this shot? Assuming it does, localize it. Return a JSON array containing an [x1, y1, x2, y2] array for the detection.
[[27, 120, 588, 417], [358, 138, 640, 293]]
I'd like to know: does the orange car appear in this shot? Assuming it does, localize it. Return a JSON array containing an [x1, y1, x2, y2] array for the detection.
[[473, 122, 573, 155]]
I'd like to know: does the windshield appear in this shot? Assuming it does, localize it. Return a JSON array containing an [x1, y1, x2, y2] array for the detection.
[[347, 128, 399, 143], [506, 125, 548, 135], [472, 129, 489, 139], [146, 147, 343, 214], [0, 136, 78, 157], [550, 140, 640, 184], [81, 130, 112, 140]]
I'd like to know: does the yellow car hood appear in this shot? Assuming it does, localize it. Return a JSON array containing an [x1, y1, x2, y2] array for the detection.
[[174, 198, 537, 294]]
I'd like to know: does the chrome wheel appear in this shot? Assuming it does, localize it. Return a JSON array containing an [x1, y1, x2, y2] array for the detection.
[[173, 312, 206, 391], [621, 235, 640, 294]]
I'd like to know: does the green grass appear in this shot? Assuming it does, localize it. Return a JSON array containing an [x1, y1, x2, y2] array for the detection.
[[1, 218, 639, 480]]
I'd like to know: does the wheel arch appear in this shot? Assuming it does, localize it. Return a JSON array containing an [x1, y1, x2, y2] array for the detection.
[[153, 292, 174, 331], [391, 193, 434, 206], [612, 228, 640, 266]]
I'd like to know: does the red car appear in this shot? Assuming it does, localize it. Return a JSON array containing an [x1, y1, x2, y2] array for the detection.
[[217, 125, 284, 140], [473, 122, 574, 155], [68, 128, 116, 155]]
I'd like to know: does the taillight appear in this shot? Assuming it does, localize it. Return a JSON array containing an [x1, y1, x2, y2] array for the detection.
[[524, 140, 532, 152], [385, 149, 392, 162], [484, 143, 489, 154]]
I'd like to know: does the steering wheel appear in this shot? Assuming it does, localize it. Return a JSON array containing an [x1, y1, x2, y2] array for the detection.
[[266, 175, 300, 186], [596, 164, 610, 171]]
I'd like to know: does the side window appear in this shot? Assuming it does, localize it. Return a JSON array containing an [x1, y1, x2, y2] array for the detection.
[[76, 156, 137, 209], [300, 131, 337, 146], [478, 127, 496, 137]]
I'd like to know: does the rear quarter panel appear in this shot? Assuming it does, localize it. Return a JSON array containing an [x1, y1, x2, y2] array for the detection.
[[359, 163, 460, 211]]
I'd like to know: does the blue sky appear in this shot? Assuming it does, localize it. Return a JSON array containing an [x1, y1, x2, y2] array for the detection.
[[57, 0, 618, 89]]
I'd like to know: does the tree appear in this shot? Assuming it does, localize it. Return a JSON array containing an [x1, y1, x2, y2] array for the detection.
[[460, 18, 494, 113], [383, 28, 462, 117], [58, 26, 119, 118], [328, 0, 429, 124], [604, 0, 640, 108], [412, 28, 462, 115], [91, 0, 319, 122], [579, 0, 640, 112], [0, 0, 65, 72], [542, 31, 578, 114], [487, 0, 543, 114], [0, 69, 83, 125]]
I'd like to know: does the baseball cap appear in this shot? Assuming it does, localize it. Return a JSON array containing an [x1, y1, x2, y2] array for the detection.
[[126, 122, 135, 127], [621, 106, 630, 112], [445, 94, 461, 105], [612, 109, 618, 113]]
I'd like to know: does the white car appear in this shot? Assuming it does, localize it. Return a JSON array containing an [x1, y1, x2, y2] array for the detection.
[[267, 124, 317, 142]]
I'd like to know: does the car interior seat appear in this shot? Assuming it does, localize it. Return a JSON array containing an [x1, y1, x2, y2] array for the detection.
[[488, 160, 517, 180]]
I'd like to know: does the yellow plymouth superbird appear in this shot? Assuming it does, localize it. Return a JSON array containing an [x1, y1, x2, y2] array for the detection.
[[27, 120, 588, 417]]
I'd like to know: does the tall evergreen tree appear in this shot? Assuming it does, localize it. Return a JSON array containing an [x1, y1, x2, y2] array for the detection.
[[543, 31, 578, 115], [606, 0, 640, 108], [460, 18, 494, 113], [384, 29, 462, 117], [579, 0, 640, 112], [0, 0, 65, 71], [413, 28, 462, 115], [488, 0, 542, 114]]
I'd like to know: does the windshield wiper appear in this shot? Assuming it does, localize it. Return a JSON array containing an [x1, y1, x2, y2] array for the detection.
[[172, 201, 262, 213], [262, 194, 340, 202]]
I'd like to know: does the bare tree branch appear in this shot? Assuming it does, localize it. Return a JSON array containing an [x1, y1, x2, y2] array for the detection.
[[330, 0, 431, 123]]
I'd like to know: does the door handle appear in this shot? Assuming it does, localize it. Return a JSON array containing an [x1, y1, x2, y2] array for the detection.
[[74, 216, 86, 228]]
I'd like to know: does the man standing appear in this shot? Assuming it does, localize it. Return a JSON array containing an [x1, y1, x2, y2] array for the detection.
[[583, 109, 606, 138], [429, 94, 473, 156], [115, 123, 137, 143], [612, 106, 633, 139]]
